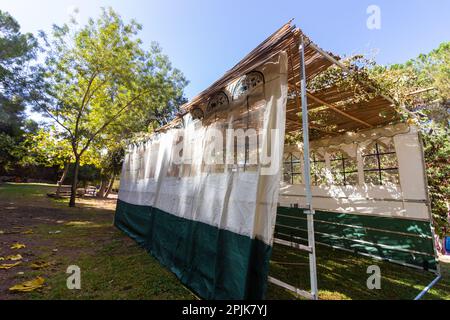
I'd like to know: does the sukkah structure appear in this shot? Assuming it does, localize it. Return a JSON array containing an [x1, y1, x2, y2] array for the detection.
[[115, 21, 440, 300]]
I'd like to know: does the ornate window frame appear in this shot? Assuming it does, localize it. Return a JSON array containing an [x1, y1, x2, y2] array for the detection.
[[362, 140, 399, 185], [206, 91, 229, 114], [232, 71, 265, 101]]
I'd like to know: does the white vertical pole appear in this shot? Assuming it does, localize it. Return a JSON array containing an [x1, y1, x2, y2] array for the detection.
[[299, 36, 319, 300]]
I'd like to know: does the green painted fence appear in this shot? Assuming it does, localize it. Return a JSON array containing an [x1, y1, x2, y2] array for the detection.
[[275, 207, 438, 272]]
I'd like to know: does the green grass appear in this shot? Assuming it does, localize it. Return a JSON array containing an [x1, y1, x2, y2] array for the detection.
[[0, 183, 56, 199], [1, 183, 449, 300], [27, 227, 196, 300], [267, 244, 450, 300]]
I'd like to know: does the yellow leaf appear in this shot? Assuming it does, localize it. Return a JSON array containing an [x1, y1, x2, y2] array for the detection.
[[0, 262, 22, 269], [66, 221, 92, 226], [10, 243, 26, 250], [9, 277, 45, 293], [6, 254, 23, 261], [21, 230, 33, 235], [407, 118, 418, 126]]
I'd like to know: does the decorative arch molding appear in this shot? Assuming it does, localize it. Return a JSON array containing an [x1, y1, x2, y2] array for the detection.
[[232, 70, 265, 101], [206, 91, 229, 114], [190, 106, 204, 121]]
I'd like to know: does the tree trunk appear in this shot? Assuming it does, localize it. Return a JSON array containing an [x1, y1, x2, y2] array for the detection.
[[56, 163, 69, 198], [96, 178, 108, 198], [69, 157, 80, 207], [105, 174, 116, 198]]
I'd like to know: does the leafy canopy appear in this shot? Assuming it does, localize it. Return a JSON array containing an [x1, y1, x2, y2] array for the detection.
[[0, 10, 40, 172], [36, 7, 187, 160]]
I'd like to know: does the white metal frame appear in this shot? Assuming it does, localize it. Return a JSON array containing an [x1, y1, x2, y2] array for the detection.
[[269, 36, 442, 301], [269, 37, 319, 300]]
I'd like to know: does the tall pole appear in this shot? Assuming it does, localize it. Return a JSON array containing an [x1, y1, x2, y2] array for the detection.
[[300, 36, 318, 300]]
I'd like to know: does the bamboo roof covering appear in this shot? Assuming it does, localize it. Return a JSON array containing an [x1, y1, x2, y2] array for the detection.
[[157, 20, 400, 140]]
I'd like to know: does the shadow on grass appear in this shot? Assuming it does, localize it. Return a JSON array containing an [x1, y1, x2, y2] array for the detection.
[[2, 183, 448, 300], [267, 244, 450, 300], [26, 227, 197, 300]]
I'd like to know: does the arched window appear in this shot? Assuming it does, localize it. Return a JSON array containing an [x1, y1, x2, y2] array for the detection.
[[329, 151, 358, 186], [283, 153, 302, 184], [362, 140, 399, 185], [232, 71, 265, 101], [310, 152, 326, 186]]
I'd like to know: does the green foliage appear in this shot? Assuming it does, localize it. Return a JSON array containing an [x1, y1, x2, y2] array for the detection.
[[389, 43, 450, 234], [65, 163, 101, 186], [371, 42, 449, 127], [0, 97, 26, 137], [0, 10, 39, 104], [19, 128, 73, 169], [0, 132, 18, 171], [18, 128, 100, 169], [33, 8, 187, 205], [308, 55, 381, 104], [422, 126, 450, 235], [372, 44, 450, 233], [36, 7, 187, 158], [0, 10, 40, 173], [291, 43, 450, 233]]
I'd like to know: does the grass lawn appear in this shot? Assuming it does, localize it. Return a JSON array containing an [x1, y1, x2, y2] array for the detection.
[[0, 183, 448, 300]]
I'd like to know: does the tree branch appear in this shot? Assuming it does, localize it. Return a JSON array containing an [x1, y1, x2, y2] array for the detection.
[[74, 71, 99, 149], [79, 89, 151, 156], [30, 97, 75, 140]]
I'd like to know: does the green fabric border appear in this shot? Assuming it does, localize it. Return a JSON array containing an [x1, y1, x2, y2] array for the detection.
[[114, 199, 272, 300], [276, 207, 438, 271]]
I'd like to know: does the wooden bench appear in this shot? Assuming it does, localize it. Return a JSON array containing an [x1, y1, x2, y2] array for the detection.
[[47, 187, 86, 198], [85, 186, 97, 196]]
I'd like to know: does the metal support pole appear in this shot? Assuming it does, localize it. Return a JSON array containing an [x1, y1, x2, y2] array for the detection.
[[414, 274, 442, 300], [300, 36, 318, 300]]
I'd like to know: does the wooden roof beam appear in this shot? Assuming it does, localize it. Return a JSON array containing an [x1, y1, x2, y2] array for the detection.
[[285, 116, 339, 136], [406, 87, 436, 96], [306, 91, 373, 128], [307, 42, 398, 107], [309, 124, 339, 135]]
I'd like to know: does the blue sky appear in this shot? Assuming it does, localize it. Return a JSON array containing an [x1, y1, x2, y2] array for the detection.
[[2, 0, 449, 101]]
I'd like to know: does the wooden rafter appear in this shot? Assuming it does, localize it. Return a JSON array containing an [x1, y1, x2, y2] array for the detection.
[[306, 91, 373, 128], [308, 124, 339, 135], [406, 87, 436, 97], [153, 20, 402, 140], [287, 82, 373, 128], [286, 48, 339, 137], [308, 42, 398, 106]]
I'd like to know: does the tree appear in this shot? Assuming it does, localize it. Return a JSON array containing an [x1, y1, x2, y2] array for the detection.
[[422, 125, 450, 235], [290, 43, 450, 235], [371, 42, 449, 127], [0, 10, 40, 173], [19, 127, 103, 196], [35, 8, 187, 207], [94, 138, 125, 198], [369, 43, 450, 235], [0, 132, 18, 172]]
